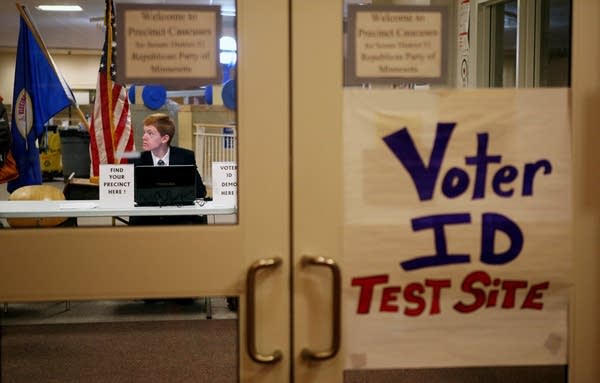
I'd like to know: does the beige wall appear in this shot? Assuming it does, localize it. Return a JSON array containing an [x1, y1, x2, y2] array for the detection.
[[0, 53, 15, 101], [0, 50, 100, 102]]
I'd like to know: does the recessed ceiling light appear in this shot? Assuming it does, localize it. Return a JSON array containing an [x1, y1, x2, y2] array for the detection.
[[37, 5, 83, 12]]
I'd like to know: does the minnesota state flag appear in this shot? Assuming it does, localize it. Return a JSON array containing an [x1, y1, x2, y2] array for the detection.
[[8, 9, 75, 192]]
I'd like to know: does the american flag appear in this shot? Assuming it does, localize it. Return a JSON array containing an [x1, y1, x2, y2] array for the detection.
[[89, 0, 134, 178]]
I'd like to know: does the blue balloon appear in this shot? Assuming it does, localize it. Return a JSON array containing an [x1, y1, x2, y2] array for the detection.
[[128, 86, 136, 103], [222, 79, 236, 110], [204, 85, 213, 105], [142, 85, 167, 110]]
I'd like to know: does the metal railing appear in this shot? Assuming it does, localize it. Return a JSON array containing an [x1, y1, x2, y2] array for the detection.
[[193, 123, 237, 188]]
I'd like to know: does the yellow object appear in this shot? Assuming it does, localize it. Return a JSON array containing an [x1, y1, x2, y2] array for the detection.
[[40, 130, 62, 175], [7, 185, 67, 227]]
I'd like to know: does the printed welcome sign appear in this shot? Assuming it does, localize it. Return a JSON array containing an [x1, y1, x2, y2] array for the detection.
[[343, 89, 571, 369]]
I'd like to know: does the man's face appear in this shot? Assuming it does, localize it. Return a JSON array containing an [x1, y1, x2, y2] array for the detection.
[[142, 124, 167, 151]]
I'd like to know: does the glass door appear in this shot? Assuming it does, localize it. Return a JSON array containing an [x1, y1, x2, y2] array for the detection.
[[0, 1, 289, 382], [291, 0, 599, 382]]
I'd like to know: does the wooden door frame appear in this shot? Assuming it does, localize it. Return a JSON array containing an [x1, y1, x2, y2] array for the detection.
[[0, 1, 291, 383]]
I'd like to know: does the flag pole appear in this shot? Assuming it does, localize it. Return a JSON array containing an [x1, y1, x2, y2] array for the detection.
[[105, 0, 117, 163], [15, 3, 91, 132]]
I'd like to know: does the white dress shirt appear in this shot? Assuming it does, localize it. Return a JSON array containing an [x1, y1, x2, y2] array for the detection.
[[151, 148, 170, 166]]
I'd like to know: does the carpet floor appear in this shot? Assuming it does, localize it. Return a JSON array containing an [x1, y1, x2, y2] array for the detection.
[[1, 319, 238, 383]]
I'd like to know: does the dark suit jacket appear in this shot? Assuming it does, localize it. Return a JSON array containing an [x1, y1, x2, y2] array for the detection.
[[130, 146, 207, 198], [127, 146, 208, 225]]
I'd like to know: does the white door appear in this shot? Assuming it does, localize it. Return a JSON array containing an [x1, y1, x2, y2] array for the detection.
[[0, 1, 290, 382]]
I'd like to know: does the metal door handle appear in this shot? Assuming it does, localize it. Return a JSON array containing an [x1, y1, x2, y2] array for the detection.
[[246, 257, 283, 364], [300, 255, 341, 361]]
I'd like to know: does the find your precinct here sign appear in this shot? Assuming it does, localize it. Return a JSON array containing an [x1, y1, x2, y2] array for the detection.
[[343, 89, 571, 369]]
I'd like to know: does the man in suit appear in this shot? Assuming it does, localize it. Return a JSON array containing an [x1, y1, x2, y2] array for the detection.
[[129, 113, 207, 225], [131, 113, 208, 304]]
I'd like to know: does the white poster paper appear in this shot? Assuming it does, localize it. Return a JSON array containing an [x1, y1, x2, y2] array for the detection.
[[458, 0, 470, 55], [457, 0, 470, 87], [343, 88, 571, 369], [211, 161, 237, 207], [99, 164, 135, 207]]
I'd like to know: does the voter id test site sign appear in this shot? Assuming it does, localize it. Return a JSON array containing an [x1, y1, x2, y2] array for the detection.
[[343, 89, 571, 369]]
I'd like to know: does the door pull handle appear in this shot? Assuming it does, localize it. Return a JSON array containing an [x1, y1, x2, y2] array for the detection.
[[300, 255, 341, 361], [246, 257, 283, 364]]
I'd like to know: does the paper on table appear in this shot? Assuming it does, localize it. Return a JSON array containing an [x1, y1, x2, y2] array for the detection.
[[59, 202, 98, 210]]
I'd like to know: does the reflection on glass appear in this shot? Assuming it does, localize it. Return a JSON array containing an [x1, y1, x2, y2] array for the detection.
[[1, 297, 239, 382], [538, 0, 571, 87], [490, 0, 517, 88], [0, 0, 238, 228], [340, 0, 571, 90]]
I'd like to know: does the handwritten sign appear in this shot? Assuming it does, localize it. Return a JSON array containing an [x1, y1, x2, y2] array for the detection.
[[211, 162, 237, 207], [99, 164, 134, 207], [345, 5, 447, 85], [343, 89, 571, 369], [116, 4, 220, 87]]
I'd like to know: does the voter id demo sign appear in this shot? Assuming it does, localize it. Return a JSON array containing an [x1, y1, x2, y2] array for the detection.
[[343, 88, 571, 369], [212, 162, 237, 207], [116, 4, 220, 88], [345, 5, 448, 85], [99, 164, 134, 207]]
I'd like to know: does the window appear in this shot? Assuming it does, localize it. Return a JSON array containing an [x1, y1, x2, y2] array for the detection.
[[489, 0, 517, 87], [478, 0, 571, 88]]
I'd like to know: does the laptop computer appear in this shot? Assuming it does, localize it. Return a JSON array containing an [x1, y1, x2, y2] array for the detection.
[[134, 165, 197, 206]]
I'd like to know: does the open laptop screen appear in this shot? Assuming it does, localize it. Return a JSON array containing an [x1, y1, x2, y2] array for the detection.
[[134, 165, 197, 206]]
